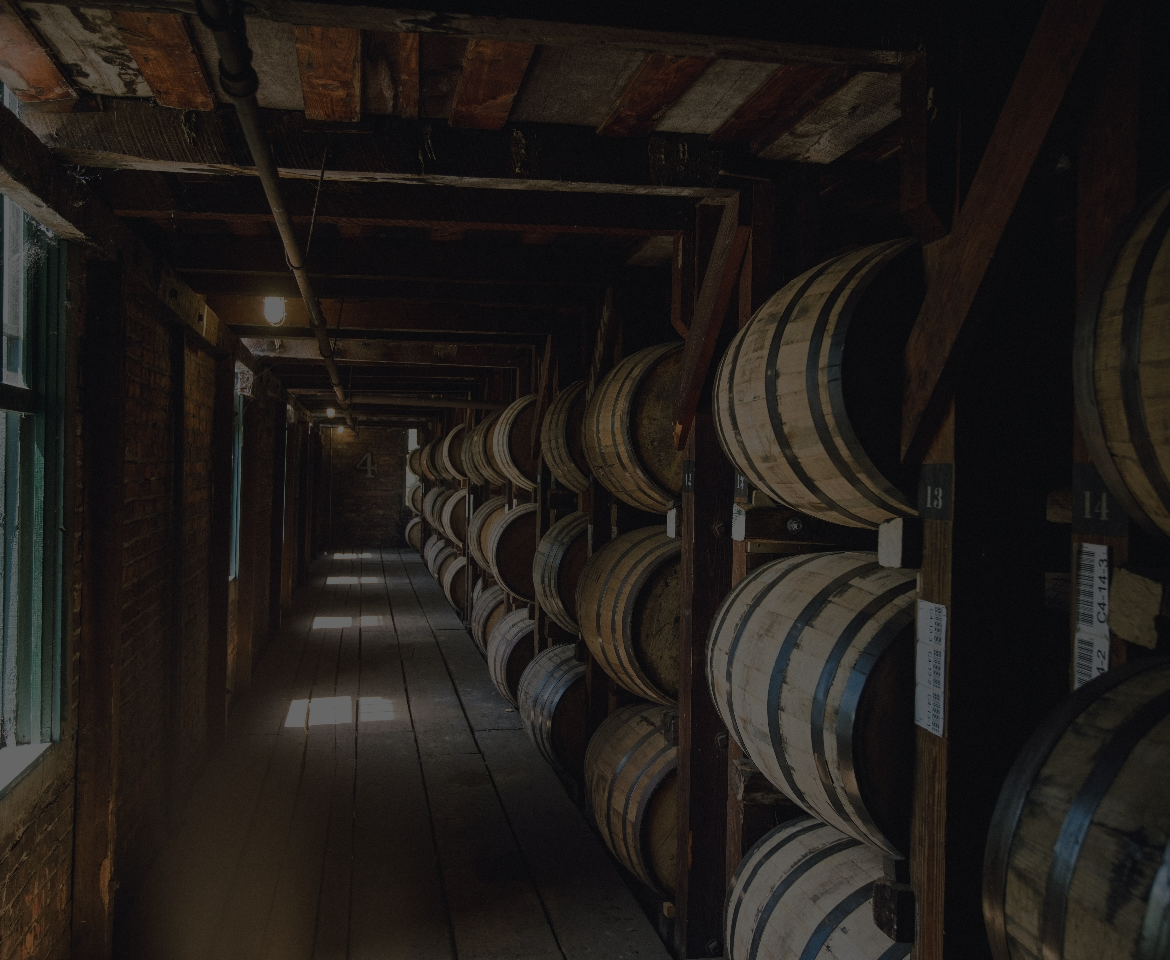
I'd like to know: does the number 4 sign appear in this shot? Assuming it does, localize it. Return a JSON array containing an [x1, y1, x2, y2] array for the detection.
[[356, 452, 377, 478]]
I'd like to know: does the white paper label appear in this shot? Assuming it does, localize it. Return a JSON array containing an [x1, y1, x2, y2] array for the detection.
[[1074, 628, 1110, 689], [914, 600, 947, 737], [666, 508, 678, 539], [731, 504, 746, 541], [1073, 542, 1110, 689]]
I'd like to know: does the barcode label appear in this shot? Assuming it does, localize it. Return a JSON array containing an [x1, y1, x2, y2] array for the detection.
[[1074, 629, 1110, 689], [1075, 543, 1110, 635], [915, 600, 947, 737]]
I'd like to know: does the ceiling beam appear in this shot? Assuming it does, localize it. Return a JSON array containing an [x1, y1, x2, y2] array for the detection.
[[292, 391, 507, 411], [294, 25, 363, 122], [0, 0, 75, 102], [60, 1, 915, 71], [597, 54, 712, 138], [113, 11, 215, 111], [242, 336, 530, 367], [448, 39, 536, 130], [99, 169, 694, 235], [711, 62, 854, 145], [23, 100, 747, 197]]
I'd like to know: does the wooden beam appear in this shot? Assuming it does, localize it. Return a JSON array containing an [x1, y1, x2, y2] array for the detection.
[[670, 231, 695, 338], [397, 32, 419, 116], [672, 197, 750, 449], [449, 39, 535, 130], [238, 336, 530, 367], [62, 0, 916, 72], [295, 25, 362, 122], [710, 62, 852, 145], [113, 11, 215, 111], [899, 53, 947, 243], [293, 392, 508, 411], [900, 0, 1107, 465], [0, 0, 75, 101], [207, 352, 233, 743], [20, 99, 753, 197], [596, 53, 711, 138]]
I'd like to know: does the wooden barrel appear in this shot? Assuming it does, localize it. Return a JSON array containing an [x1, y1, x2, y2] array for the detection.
[[406, 481, 423, 515], [440, 423, 469, 482], [491, 394, 539, 491], [583, 342, 684, 513], [439, 489, 468, 547], [585, 703, 677, 894], [726, 817, 907, 960], [706, 550, 916, 854], [517, 643, 591, 781], [470, 583, 507, 654], [404, 516, 423, 551], [1075, 185, 1170, 539], [488, 503, 538, 601], [435, 548, 459, 591], [468, 496, 507, 571], [419, 439, 442, 481], [541, 380, 590, 493], [533, 511, 589, 633], [486, 609, 535, 707], [441, 555, 468, 613], [472, 576, 484, 605], [422, 487, 448, 527], [462, 425, 487, 486], [422, 534, 442, 566], [983, 658, 1170, 960], [577, 526, 680, 705], [426, 539, 453, 576], [482, 412, 511, 487], [713, 239, 922, 529], [408, 447, 423, 477]]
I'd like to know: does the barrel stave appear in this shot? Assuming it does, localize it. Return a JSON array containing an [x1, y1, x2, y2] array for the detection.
[[517, 644, 591, 780], [533, 511, 589, 633], [492, 395, 539, 490], [487, 609, 535, 707], [541, 380, 590, 493], [468, 496, 507, 571], [470, 583, 507, 654]]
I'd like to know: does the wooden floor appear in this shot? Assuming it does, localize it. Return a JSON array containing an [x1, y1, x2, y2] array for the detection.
[[116, 549, 669, 960]]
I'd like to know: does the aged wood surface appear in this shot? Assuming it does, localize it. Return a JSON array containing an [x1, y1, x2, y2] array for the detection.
[[655, 58, 775, 135], [114, 11, 214, 110], [596, 53, 712, 137], [294, 25, 363, 122], [448, 38, 535, 129], [901, 0, 1108, 464], [21, 2, 150, 96], [711, 62, 851, 144], [0, 0, 75, 100]]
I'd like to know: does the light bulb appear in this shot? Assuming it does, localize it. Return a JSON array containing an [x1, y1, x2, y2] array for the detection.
[[326, 407, 336, 419], [263, 296, 285, 325]]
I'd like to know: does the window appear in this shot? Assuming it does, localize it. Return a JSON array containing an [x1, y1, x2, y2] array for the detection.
[[0, 189, 67, 788]]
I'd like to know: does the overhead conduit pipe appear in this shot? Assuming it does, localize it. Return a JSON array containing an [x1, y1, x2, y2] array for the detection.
[[195, 0, 353, 426]]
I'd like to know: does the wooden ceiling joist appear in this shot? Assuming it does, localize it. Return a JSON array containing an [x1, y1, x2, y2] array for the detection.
[[597, 53, 712, 138], [295, 25, 362, 122], [241, 337, 529, 367], [113, 12, 215, 110], [23, 99, 743, 195], [448, 39, 536, 130], [710, 62, 854, 145], [0, 0, 74, 101]]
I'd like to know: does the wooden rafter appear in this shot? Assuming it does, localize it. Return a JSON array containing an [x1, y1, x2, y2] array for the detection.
[[0, 0, 74, 102], [710, 62, 852, 145], [596, 53, 712, 137], [113, 12, 215, 111], [449, 39, 535, 130], [397, 32, 419, 116], [295, 25, 363, 122], [673, 196, 751, 449], [900, 0, 1108, 464]]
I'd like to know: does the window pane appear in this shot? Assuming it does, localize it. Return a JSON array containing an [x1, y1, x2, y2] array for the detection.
[[1, 197, 28, 388]]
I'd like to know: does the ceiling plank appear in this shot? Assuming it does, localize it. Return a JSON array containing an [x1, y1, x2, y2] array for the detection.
[[449, 39, 535, 130], [114, 12, 215, 111], [24, 99, 744, 196], [397, 32, 419, 116], [291, 391, 507, 410], [20, 3, 151, 97], [241, 337, 529, 366], [757, 70, 901, 163], [653, 59, 775, 135], [710, 62, 854, 145], [0, 0, 74, 101], [597, 53, 712, 138], [295, 25, 363, 122], [60, 0, 915, 72], [360, 31, 396, 115]]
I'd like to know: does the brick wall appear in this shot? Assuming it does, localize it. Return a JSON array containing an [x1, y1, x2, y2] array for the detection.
[[325, 425, 408, 548]]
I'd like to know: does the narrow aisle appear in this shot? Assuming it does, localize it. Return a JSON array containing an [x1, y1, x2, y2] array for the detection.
[[116, 550, 668, 960]]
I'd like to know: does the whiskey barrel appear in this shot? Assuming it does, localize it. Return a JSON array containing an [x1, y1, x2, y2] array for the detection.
[[468, 496, 508, 571], [422, 438, 447, 482], [1075, 185, 1170, 539], [404, 516, 423, 552], [472, 576, 484, 605], [488, 503, 538, 601], [427, 541, 454, 577], [439, 489, 468, 547], [533, 511, 589, 633], [435, 548, 459, 592], [517, 644, 591, 781], [482, 412, 511, 487], [706, 551, 916, 854], [983, 658, 1170, 960], [422, 534, 443, 568], [470, 583, 507, 654], [585, 703, 677, 894], [713, 239, 923, 529], [491, 395, 539, 491], [441, 554, 468, 613], [584, 342, 684, 514], [463, 426, 487, 486], [726, 817, 907, 960], [439, 423, 468, 482], [421, 487, 448, 528], [406, 481, 423, 515], [408, 446, 423, 477], [577, 526, 680, 705], [486, 609, 535, 707], [541, 380, 590, 493]]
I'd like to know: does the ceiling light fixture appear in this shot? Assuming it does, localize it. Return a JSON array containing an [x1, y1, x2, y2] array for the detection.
[[326, 407, 336, 419], [263, 296, 286, 326]]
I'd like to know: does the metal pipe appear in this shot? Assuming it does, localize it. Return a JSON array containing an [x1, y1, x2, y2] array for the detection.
[[195, 0, 351, 423]]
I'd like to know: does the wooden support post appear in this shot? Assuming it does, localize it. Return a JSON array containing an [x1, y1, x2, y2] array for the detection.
[[73, 259, 125, 960], [235, 395, 259, 690], [281, 420, 304, 610], [268, 400, 287, 634], [207, 351, 233, 744], [676, 411, 733, 958]]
